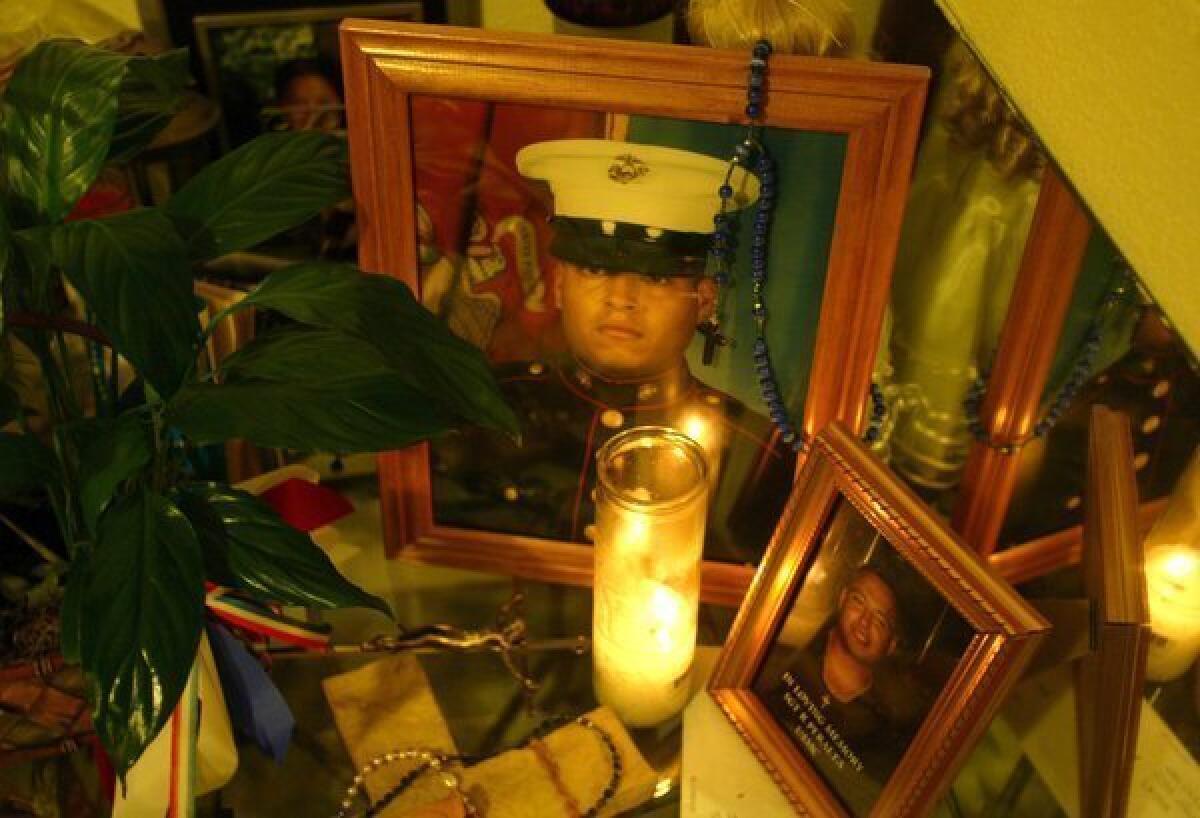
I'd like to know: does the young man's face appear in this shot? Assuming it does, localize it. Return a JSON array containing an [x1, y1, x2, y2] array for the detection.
[[281, 73, 342, 132], [557, 261, 715, 380], [834, 571, 899, 668]]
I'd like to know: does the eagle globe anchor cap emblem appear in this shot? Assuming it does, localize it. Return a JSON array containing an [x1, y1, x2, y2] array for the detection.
[[608, 153, 650, 184]]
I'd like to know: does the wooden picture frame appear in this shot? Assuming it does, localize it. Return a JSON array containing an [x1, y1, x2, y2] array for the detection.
[[1075, 406, 1149, 818], [709, 423, 1048, 817], [194, 3, 424, 151], [340, 21, 928, 605]]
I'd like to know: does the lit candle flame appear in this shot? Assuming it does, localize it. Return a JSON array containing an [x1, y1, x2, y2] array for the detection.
[[648, 582, 684, 652], [621, 515, 650, 550], [1144, 544, 1200, 682], [679, 412, 720, 488], [681, 413, 711, 451], [1163, 548, 1199, 582]]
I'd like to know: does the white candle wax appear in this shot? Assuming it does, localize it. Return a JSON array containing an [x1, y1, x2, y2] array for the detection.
[[1144, 545, 1200, 682], [594, 579, 696, 726]]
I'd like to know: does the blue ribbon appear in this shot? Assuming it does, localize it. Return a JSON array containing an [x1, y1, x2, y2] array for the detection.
[[206, 622, 295, 764]]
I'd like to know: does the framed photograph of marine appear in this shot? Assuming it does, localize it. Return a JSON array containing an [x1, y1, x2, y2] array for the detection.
[[339, 21, 929, 603], [709, 423, 1048, 817]]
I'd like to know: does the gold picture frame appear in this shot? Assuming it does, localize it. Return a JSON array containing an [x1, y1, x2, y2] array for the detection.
[[709, 423, 1048, 816], [340, 21, 928, 604]]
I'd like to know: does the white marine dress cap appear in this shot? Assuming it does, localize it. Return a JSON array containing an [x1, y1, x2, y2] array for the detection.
[[515, 138, 760, 234]]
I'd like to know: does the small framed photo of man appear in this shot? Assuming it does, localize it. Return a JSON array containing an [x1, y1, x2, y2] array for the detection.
[[709, 423, 1049, 817]]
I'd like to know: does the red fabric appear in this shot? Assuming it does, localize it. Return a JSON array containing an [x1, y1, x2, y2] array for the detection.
[[66, 174, 136, 222], [258, 478, 353, 532], [411, 96, 490, 261], [471, 104, 604, 361], [411, 98, 606, 363], [167, 707, 182, 817], [91, 735, 116, 804]]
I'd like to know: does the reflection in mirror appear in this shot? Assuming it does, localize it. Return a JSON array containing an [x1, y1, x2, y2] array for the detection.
[[861, 5, 1198, 560], [1000, 262, 1198, 549], [880, 39, 1044, 506]]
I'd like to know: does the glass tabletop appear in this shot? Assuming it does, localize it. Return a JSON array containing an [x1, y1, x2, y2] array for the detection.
[[210, 473, 699, 816], [213, 582, 695, 817], [207, 475, 1198, 818]]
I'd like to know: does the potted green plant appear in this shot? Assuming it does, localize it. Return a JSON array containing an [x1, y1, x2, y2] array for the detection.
[[0, 39, 516, 780]]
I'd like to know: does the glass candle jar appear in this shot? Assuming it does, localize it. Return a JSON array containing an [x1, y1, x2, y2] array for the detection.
[[592, 426, 708, 727], [1143, 449, 1200, 682], [1144, 544, 1200, 682]]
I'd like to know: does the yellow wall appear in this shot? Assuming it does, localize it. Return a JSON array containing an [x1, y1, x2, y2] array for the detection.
[[937, 0, 1200, 355], [0, 0, 141, 62]]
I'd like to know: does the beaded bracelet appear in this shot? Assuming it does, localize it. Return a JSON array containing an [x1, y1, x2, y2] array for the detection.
[[336, 715, 622, 818], [334, 749, 473, 818], [366, 758, 475, 818], [528, 714, 623, 818], [710, 40, 885, 451]]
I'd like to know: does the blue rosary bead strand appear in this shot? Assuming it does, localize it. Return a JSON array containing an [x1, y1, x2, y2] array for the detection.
[[706, 163, 740, 329], [864, 382, 887, 443], [965, 280, 1126, 443], [971, 342, 1087, 441], [964, 371, 989, 441], [752, 338, 793, 444], [707, 39, 887, 451], [744, 132, 804, 448]]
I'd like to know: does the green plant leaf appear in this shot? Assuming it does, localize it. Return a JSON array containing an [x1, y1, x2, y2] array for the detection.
[[44, 209, 199, 397], [59, 548, 89, 664], [0, 383, 19, 427], [108, 49, 190, 163], [167, 488, 236, 588], [81, 488, 204, 779], [9, 228, 58, 314], [0, 40, 128, 225], [0, 205, 10, 335], [219, 325, 394, 383], [168, 374, 456, 453], [164, 131, 348, 260], [0, 432, 58, 493], [231, 263, 518, 436], [170, 325, 466, 451], [75, 412, 154, 535], [175, 483, 390, 616]]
